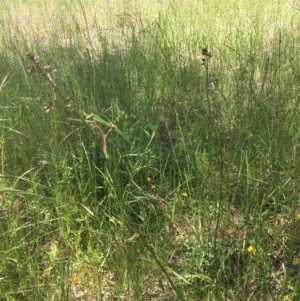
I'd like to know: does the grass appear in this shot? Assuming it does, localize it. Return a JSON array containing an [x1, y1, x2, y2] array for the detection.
[[1, 0, 300, 300]]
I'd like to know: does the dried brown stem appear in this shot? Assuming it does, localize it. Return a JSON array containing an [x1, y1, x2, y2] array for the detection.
[[26, 51, 115, 159]]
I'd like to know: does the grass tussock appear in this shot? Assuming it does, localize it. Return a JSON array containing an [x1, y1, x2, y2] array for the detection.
[[1, 0, 300, 300]]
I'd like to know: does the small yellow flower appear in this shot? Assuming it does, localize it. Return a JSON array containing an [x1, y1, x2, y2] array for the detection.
[[73, 275, 81, 285], [147, 177, 152, 182], [247, 245, 255, 253], [109, 217, 116, 224], [293, 257, 300, 265], [151, 183, 156, 189], [296, 213, 300, 220], [181, 192, 188, 197]]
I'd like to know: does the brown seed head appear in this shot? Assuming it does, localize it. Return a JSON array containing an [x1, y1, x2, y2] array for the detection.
[[34, 56, 40, 64], [28, 65, 36, 73], [25, 51, 35, 61], [44, 99, 54, 113]]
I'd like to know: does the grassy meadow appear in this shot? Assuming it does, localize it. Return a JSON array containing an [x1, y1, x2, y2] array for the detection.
[[2, 0, 300, 300]]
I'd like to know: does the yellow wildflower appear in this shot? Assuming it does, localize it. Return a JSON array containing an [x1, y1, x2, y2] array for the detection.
[[181, 192, 188, 197], [293, 257, 300, 265], [109, 217, 116, 224], [73, 275, 81, 285], [247, 245, 255, 253], [147, 176, 152, 182], [296, 213, 300, 220], [151, 183, 156, 189]]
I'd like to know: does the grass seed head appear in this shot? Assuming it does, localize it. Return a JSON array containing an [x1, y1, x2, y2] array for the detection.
[[202, 48, 208, 55], [64, 97, 72, 109], [25, 51, 35, 61], [44, 99, 54, 113], [44, 65, 52, 72], [28, 65, 36, 73], [86, 113, 94, 120], [52, 69, 57, 77]]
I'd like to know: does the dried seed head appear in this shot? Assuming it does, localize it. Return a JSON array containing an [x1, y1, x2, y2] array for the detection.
[[52, 69, 57, 77], [74, 156, 82, 168], [202, 48, 208, 55], [44, 99, 54, 113], [73, 156, 82, 168], [108, 123, 116, 129], [28, 65, 36, 73], [64, 97, 72, 109], [25, 51, 35, 61], [44, 65, 52, 72], [86, 113, 94, 120], [34, 56, 40, 64]]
